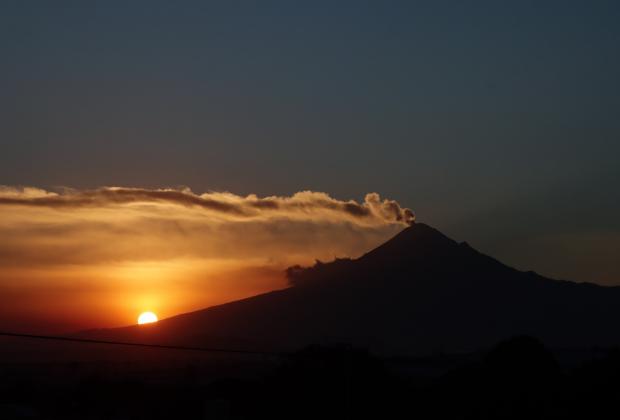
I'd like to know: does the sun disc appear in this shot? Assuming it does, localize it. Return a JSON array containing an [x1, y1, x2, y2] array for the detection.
[[138, 311, 158, 325]]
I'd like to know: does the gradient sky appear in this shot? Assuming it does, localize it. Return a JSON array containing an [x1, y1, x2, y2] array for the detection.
[[1, 1, 619, 295]]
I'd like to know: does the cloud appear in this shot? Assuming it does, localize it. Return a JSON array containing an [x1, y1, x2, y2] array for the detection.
[[0, 186, 415, 225], [0, 186, 414, 267]]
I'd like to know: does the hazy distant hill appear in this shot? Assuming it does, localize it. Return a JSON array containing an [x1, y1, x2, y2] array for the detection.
[[79, 223, 620, 355]]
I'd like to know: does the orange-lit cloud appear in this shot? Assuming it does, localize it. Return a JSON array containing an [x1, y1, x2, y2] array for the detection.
[[0, 186, 413, 332], [0, 186, 414, 223]]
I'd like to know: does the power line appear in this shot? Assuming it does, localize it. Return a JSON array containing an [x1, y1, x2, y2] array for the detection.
[[0, 331, 281, 357]]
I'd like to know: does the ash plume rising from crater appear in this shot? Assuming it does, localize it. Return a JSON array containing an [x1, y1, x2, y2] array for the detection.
[[0, 186, 415, 225]]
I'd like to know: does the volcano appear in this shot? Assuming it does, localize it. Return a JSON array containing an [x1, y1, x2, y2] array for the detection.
[[79, 223, 620, 355]]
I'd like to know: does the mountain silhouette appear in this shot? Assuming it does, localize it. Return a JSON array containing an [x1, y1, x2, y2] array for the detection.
[[79, 223, 620, 355]]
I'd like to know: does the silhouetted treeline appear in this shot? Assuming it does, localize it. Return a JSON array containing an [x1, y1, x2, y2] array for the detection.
[[2, 336, 620, 419]]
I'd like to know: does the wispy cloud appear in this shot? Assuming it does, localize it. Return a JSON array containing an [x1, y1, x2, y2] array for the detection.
[[0, 186, 414, 225]]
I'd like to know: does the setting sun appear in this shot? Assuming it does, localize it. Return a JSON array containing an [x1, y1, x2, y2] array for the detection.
[[137, 311, 158, 325]]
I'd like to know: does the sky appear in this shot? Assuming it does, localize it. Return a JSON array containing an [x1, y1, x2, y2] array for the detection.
[[1, 1, 619, 331]]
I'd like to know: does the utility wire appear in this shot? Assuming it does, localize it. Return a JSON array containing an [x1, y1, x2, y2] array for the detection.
[[0, 331, 281, 357]]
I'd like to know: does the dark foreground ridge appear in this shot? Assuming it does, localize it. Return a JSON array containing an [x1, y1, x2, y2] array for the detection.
[[3, 334, 620, 419], [78, 223, 620, 355]]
